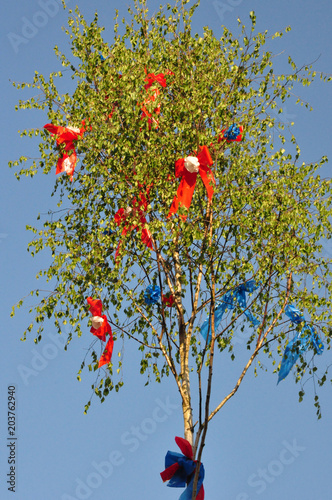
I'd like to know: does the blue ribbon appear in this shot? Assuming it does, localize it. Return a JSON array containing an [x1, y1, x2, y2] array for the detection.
[[200, 280, 260, 343], [144, 284, 161, 305], [277, 304, 324, 383], [224, 124, 240, 141]]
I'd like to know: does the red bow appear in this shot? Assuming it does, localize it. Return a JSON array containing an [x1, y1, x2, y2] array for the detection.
[[87, 297, 113, 368], [141, 69, 174, 129], [144, 68, 174, 90], [144, 72, 167, 90], [114, 192, 153, 259], [44, 123, 85, 181], [168, 146, 215, 219], [162, 293, 175, 307]]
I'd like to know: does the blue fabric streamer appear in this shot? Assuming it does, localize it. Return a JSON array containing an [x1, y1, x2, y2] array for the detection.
[[224, 124, 240, 141], [164, 451, 205, 500], [144, 284, 161, 305], [102, 229, 114, 235], [284, 304, 303, 324], [99, 52, 106, 62], [277, 304, 324, 383], [235, 282, 261, 328], [200, 280, 260, 343]]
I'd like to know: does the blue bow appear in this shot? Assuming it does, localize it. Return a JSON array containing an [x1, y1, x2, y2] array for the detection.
[[200, 280, 260, 342], [144, 284, 161, 305], [224, 124, 240, 141], [277, 304, 324, 383]]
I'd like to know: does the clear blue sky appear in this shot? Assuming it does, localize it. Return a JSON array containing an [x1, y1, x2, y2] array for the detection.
[[1, 1, 332, 499]]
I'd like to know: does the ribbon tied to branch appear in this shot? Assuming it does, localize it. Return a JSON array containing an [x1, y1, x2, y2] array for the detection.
[[168, 145, 215, 219], [200, 280, 260, 343], [160, 436, 205, 500], [140, 88, 161, 129], [114, 192, 153, 259], [44, 122, 85, 181], [144, 284, 161, 305], [162, 293, 175, 307], [277, 304, 324, 383], [87, 297, 114, 368], [218, 124, 243, 143], [140, 69, 174, 129]]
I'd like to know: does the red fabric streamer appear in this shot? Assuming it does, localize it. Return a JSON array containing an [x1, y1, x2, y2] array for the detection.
[[98, 337, 114, 368], [160, 462, 180, 482], [168, 145, 215, 219], [141, 69, 174, 129], [140, 88, 161, 129], [144, 72, 167, 90], [44, 122, 85, 181], [144, 68, 174, 90], [87, 297, 113, 368], [114, 192, 153, 259], [175, 436, 194, 460]]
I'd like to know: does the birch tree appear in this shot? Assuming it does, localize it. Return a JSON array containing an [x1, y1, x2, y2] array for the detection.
[[10, 1, 332, 497]]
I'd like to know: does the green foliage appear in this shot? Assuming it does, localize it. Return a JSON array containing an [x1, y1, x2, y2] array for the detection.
[[10, 0, 332, 418]]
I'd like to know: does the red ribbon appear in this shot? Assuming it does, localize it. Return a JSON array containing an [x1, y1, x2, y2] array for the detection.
[[144, 68, 174, 90], [140, 69, 174, 129], [140, 88, 161, 129], [144, 72, 167, 90], [114, 192, 153, 259], [87, 297, 113, 368], [168, 145, 215, 219], [162, 293, 175, 307], [44, 123, 85, 181]]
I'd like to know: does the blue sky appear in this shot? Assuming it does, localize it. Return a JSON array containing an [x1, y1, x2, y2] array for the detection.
[[1, 1, 332, 499]]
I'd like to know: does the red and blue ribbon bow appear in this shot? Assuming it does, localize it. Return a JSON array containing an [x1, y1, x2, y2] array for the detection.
[[160, 436, 205, 500], [168, 146, 215, 219], [278, 304, 324, 383], [44, 122, 85, 181], [87, 297, 114, 368], [218, 124, 243, 143]]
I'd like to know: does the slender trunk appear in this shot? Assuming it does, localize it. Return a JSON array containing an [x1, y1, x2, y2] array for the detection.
[[173, 231, 193, 445], [179, 318, 193, 444]]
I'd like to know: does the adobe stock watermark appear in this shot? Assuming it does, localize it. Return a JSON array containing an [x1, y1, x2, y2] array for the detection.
[[271, 105, 296, 125], [61, 396, 180, 500], [17, 331, 67, 386], [7, 0, 70, 55], [235, 438, 306, 499], [212, 0, 243, 23]]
